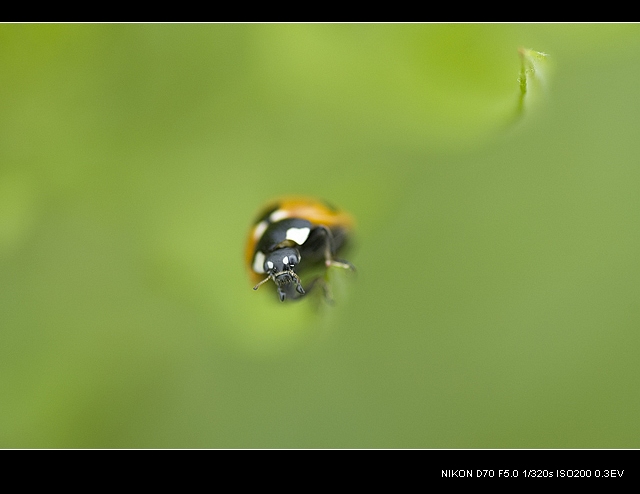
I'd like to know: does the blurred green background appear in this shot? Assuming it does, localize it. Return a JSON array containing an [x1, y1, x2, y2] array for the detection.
[[1, 24, 640, 448]]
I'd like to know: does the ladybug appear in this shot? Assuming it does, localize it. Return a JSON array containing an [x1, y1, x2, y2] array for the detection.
[[246, 196, 355, 302]]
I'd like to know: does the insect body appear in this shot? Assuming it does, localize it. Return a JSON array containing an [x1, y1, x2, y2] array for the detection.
[[246, 197, 354, 302]]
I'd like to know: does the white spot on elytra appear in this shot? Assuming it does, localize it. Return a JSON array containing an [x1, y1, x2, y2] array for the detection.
[[253, 221, 268, 240], [269, 209, 289, 222], [253, 251, 266, 273], [285, 227, 310, 245]]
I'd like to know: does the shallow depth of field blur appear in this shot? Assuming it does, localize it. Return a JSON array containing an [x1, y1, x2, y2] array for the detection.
[[2, 24, 640, 448]]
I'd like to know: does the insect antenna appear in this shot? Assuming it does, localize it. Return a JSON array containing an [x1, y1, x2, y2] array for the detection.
[[253, 275, 272, 291]]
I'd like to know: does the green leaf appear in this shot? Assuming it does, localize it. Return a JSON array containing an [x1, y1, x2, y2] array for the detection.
[[516, 47, 552, 119]]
